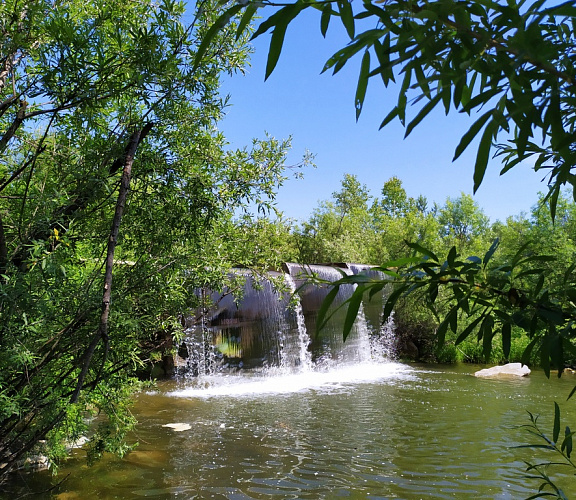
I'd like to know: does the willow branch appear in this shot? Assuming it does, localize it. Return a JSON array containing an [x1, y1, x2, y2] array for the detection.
[[0, 99, 27, 154], [70, 126, 148, 404]]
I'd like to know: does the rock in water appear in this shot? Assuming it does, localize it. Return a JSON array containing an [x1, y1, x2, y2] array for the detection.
[[162, 422, 192, 432], [474, 363, 531, 378]]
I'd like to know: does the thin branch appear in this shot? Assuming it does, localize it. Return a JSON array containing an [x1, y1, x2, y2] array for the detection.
[[0, 99, 27, 154], [70, 125, 150, 404]]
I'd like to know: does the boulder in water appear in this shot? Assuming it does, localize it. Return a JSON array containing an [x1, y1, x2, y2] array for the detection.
[[474, 363, 531, 378], [162, 422, 191, 432]]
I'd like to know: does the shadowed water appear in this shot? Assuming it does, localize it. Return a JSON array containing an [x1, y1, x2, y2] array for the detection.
[[12, 363, 576, 499]]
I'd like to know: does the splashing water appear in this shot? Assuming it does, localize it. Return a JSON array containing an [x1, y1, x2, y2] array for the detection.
[[178, 265, 396, 392]]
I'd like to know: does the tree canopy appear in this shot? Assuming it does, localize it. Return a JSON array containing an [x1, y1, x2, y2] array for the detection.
[[199, 1, 576, 495], [0, 0, 307, 481], [203, 0, 576, 217]]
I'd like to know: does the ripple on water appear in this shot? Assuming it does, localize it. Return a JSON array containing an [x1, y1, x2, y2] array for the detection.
[[13, 363, 576, 499]]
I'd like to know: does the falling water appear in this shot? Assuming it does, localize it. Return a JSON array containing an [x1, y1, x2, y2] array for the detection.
[[180, 263, 393, 379], [281, 274, 313, 372]]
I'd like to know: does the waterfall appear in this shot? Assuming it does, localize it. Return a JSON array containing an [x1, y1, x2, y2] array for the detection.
[[281, 274, 313, 372], [181, 264, 393, 377]]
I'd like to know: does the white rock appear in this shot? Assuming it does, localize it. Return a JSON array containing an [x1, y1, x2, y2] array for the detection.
[[474, 362, 531, 378], [68, 436, 89, 449], [162, 423, 191, 432]]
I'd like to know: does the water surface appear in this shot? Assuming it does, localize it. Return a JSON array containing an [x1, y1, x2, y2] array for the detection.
[[13, 363, 576, 499]]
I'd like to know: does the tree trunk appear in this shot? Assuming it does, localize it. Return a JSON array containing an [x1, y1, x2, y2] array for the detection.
[[0, 214, 7, 278], [70, 126, 148, 404]]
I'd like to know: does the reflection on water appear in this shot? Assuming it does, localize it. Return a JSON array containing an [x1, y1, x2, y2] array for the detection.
[[10, 363, 576, 499]]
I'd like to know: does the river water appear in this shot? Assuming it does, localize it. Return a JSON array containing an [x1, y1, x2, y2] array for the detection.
[[12, 362, 576, 499]]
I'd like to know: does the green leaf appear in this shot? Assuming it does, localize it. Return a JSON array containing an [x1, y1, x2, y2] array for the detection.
[[377, 256, 423, 268], [461, 86, 504, 114], [265, 4, 302, 80], [534, 274, 545, 297], [453, 110, 493, 161], [320, 2, 332, 37], [316, 285, 340, 334], [542, 0, 576, 16], [397, 68, 412, 125], [483, 238, 500, 267], [343, 286, 364, 341], [515, 268, 546, 279], [455, 315, 483, 345], [449, 306, 458, 334], [563, 263, 576, 285], [502, 323, 511, 358], [473, 119, 496, 193], [372, 36, 394, 86], [447, 246, 457, 267], [494, 309, 513, 323], [551, 332, 564, 378], [413, 63, 430, 97], [404, 93, 442, 138], [193, 4, 244, 71], [368, 283, 386, 300], [355, 50, 371, 121], [521, 337, 539, 366], [551, 402, 562, 444], [436, 315, 450, 347], [406, 241, 439, 262], [379, 106, 399, 129], [562, 426, 573, 458], [383, 285, 407, 322], [481, 316, 494, 360], [337, 0, 355, 39], [323, 39, 368, 75], [516, 255, 556, 266], [252, 3, 298, 39], [548, 185, 560, 222], [511, 242, 531, 267], [235, 4, 258, 41]]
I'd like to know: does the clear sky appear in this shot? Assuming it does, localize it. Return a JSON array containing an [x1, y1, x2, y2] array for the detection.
[[219, 10, 547, 224]]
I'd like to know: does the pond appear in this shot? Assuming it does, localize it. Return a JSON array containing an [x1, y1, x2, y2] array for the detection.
[[12, 361, 576, 499]]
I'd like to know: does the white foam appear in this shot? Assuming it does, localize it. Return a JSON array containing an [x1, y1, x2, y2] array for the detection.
[[168, 362, 415, 399]]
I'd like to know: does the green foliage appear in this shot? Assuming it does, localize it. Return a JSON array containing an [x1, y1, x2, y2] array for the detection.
[[198, 1, 576, 496], [294, 174, 440, 265], [209, 0, 576, 215], [316, 239, 576, 372], [517, 408, 575, 500], [0, 0, 308, 482], [436, 193, 491, 249]]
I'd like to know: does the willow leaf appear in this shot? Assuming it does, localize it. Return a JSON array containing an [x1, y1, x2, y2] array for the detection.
[[320, 3, 332, 37], [338, 0, 355, 39], [265, 5, 302, 80], [406, 241, 439, 262], [405, 93, 441, 138], [235, 4, 258, 41], [553, 402, 561, 443], [453, 110, 493, 161], [193, 4, 244, 71], [483, 238, 500, 267], [473, 119, 496, 193], [502, 322, 511, 358], [316, 285, 340, 334], [355, 50, 371, 121], [343, 287, 364, 341], [379, 106, 399, 129]]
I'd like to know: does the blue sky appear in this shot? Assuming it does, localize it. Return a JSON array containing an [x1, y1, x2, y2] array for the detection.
[[219, 9, 547, 224]]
